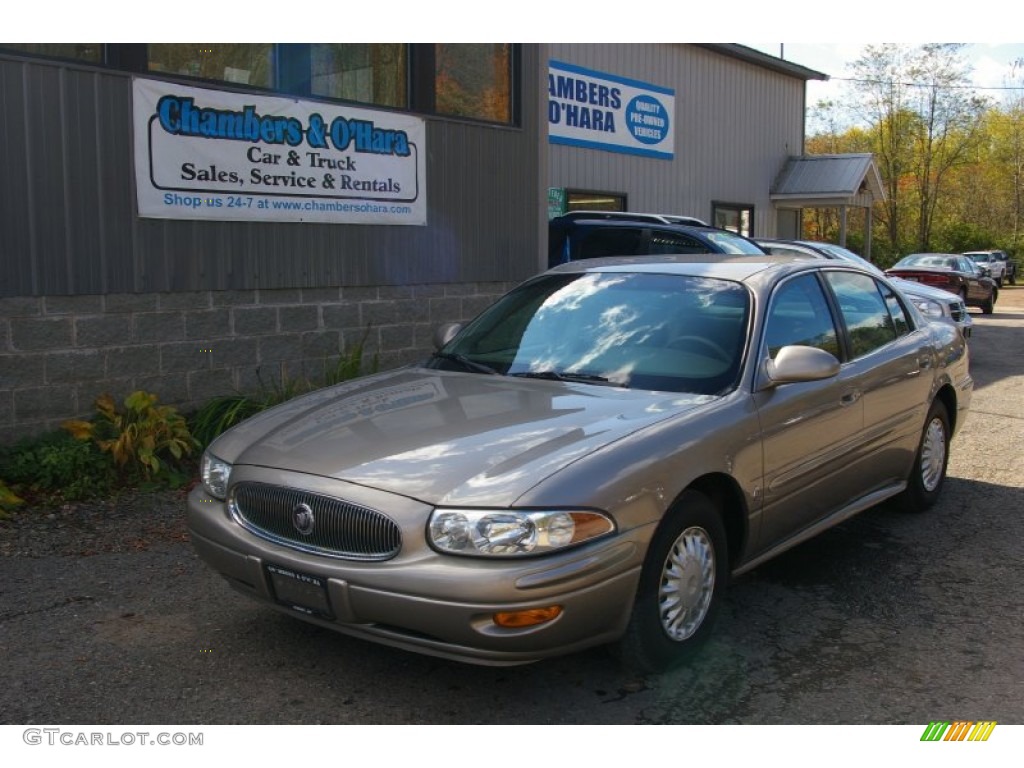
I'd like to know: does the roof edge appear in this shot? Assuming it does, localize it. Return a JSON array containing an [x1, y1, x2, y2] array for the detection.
[[693, 44, 829, 82]]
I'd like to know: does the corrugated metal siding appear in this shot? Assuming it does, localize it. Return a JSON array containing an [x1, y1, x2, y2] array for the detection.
[[548, 44, 807, 235], [0, 47, 543, 297]]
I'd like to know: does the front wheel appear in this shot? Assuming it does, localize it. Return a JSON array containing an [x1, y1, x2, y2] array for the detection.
[[981, 289, 995, 315], [898, 400, 950, 513], [615, 490, 728, 673]]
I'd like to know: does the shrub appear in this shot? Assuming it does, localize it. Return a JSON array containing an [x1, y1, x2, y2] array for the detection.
[[0, 430, 116, 502], [63, 391, 199, 485]]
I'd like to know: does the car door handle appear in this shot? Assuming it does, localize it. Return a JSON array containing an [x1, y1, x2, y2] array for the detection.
[[840, 391, 861, 406]]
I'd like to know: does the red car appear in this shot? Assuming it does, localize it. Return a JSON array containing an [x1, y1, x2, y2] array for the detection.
[[886, 253, 998, 314]]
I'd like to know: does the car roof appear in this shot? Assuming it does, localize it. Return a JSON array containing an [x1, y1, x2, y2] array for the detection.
[[551, 215, 720, 234], [544, 253, 831, 282], [556, 210, 709, 226]]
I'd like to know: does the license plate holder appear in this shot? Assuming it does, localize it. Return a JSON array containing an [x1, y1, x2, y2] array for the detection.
[[266, 564, 333, 619]]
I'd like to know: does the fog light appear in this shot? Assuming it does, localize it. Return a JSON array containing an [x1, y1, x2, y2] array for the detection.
[[493, 606, 563, 628]]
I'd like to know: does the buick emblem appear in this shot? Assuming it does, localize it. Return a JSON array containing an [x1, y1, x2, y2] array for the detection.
[[292, 503, 315, 536]]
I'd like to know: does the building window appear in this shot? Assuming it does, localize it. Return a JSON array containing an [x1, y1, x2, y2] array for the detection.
[[434, 44, 511, 123], [148, 43, 274, 88], [566, 190, 626, 212], [0, 43, 102, 63], [1, 43, 518, 126], [310, 44, 407, 108], [713, 202, 754, 237]]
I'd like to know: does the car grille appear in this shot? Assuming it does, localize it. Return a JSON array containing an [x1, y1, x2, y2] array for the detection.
[[948, 301, 967, 323], [229, 482, 402, 560]]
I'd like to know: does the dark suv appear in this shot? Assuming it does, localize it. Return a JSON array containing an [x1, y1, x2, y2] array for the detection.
[[548, 214, 766, 268]]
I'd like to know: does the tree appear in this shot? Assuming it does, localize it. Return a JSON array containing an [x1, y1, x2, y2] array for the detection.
[[848, 44, 987, 253]]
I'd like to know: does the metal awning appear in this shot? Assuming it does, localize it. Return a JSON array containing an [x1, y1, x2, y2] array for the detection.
[[770, 154, 885, 259], [771, 153, 885, 208]]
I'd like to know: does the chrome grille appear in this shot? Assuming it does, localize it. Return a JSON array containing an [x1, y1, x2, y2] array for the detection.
[[948, 301, 967, 323], [229, 482, 401, 561]]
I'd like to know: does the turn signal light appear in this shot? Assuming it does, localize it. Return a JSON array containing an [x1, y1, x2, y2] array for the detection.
[[493, 606, 563, 628]]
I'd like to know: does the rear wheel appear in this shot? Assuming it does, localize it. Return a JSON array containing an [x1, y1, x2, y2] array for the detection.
[[898, 400, 950, 513], [615, 490, 728, 673]]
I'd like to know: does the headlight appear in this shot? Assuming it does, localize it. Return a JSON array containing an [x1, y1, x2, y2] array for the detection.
[[201, 451, 232, 500], [428, 509, 615, 557], [912, 298, 945, 319]]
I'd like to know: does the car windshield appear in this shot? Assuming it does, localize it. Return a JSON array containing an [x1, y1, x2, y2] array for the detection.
[[431, 272, 750, 395], [813, 243, 885, 276], [701, 230, 766, 255], [966, 253, 991, 263]]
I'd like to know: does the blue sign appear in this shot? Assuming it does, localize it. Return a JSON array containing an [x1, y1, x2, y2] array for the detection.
[[548, 60, 675, 160]]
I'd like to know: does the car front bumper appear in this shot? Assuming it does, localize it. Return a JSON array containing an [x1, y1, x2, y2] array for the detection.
[[186, 480, 646, 666]]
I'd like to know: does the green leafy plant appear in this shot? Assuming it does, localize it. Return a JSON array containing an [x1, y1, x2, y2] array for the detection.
[[0, 430, 116, 502], [63, 391, 199, 483], [0, 479, 24, 517]]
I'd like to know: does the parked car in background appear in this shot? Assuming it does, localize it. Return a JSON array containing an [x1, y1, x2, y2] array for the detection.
[[886, 253, 998, 315], [964, 250, 1015, 286], [963, 250, 1007, 286], [756, 239, 973, 338], [189, 255, 972, 672], [549, 214, 765, 268]]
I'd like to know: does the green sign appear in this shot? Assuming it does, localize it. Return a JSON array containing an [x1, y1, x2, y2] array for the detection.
[[548, 187, 566, 219]]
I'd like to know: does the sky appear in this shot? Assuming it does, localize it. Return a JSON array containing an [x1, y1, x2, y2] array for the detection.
[[739, 42, 1024, 109]]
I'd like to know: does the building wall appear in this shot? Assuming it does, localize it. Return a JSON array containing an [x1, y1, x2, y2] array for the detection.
[[0, 47, 548, 439], [548, 44, 807, 234], [0, 282, 513, 441]]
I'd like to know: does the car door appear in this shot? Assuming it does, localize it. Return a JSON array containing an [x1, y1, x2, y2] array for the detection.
[[957, 257, 990, 303], [751, 273, 867, 551], [822, 270, 933, 488]]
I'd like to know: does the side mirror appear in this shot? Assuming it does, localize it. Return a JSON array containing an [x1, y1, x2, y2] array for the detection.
[[763, 345, 841, 387], [433, 322, 463, 350]]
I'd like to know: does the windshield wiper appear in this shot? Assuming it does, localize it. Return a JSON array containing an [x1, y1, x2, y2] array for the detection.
[[510, 370, 626, 387], [431, 351, 499, 375]]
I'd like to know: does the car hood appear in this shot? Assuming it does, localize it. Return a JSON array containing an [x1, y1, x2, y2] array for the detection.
[[211, 368, 715, 507]]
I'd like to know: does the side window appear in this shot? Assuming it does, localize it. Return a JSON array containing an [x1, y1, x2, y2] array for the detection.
[[881, 283, 912, 336], [648, 232, 708, 255], [824, 271, 898, 358], [578, 228, 644, 259], [764, 274, 840, 359]]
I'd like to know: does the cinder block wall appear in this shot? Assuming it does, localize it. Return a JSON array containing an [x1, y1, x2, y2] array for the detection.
[[0, 282, 511, 442]]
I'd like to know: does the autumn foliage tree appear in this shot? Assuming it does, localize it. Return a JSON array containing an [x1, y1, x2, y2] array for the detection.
[[805, 44, 1022, 262]]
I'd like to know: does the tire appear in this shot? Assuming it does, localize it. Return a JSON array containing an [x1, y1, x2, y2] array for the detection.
[[615, 490, 728, 673], [981, 289, 995, 315], [898, 400, 950, 513]]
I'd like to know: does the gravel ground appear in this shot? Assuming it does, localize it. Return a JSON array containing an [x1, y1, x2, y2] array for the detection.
[[0, 486, 191, 559]]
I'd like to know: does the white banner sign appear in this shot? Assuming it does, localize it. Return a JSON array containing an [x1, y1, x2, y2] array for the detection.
[[548, 60, 675, 160], [133, 78, 427, 224]]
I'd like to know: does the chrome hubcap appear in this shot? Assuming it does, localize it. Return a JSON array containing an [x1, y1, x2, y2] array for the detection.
[[920, 416, 947, 492], [658, 526, 716, 641]]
